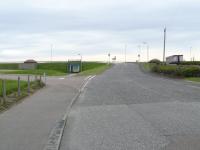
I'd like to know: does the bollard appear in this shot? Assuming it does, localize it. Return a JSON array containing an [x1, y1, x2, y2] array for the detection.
[[18, 76, 21, 96], [27, 75, 30, 93], [2, 79, 6, 102]]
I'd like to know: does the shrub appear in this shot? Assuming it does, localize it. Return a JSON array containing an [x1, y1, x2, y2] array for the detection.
[[180, 61, 200, 65], [149, 59, 161, 64], [149, 64, 200, 77]]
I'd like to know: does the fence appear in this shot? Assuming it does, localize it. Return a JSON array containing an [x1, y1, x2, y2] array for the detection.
[[0, 73, 46, 105]]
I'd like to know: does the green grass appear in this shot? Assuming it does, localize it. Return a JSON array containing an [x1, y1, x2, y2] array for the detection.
[[0, 63, 18, 70], [0, 62, 110, 76], [140, 63, 153, 72], [0, 79, 44, 113], [0, 69, 66, 76], [0, 79, 27, 96], [185, 77, 200, 82], [79, 64, 112, 76]]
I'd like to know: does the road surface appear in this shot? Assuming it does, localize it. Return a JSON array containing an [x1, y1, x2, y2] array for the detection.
[[60, 63, 200, 150], [0, 75, 86, 150]]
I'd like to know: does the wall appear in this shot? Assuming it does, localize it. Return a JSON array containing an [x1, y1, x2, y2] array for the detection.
[[19, 63, 37, 70]]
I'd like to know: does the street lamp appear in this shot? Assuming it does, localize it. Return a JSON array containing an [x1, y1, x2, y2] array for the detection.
[[163, 27, 167, 62], [125, 44, 127, 63], [50, 44, 53, 62], [190, 47, 192, 61], [138, 54, 141, 62], [108, 53, 111, 64], [143, 42, 149, 62], [78, 54, 82, 71], [137, 45, 141, 62]]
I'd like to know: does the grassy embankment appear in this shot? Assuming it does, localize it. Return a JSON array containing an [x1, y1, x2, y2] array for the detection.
[[141, 62, 200, 82], [0, 62, 111, 76], [0, 79, 44, 112]]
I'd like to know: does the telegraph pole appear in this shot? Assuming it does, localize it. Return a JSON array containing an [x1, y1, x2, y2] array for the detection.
[[190, 47, 192, 61], [50, 44, 53, 62], [143, 42, 149, 62], [125, 44, 127, 63], [163, 27, 167, 62]]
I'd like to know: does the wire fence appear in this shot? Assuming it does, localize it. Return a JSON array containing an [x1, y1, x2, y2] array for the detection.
[[0, 73, 46, 105]]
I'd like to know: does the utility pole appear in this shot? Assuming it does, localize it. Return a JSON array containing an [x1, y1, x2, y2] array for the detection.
[[138, 45, 141, 62], [143, 42, 149, 62], [163, 27, 167, 63], [108, 53, 111, 64], [78, 54, 82, 71], [51, 44, 53, 62], [125, 44, 127, 63], [190, 47, 192, 61]]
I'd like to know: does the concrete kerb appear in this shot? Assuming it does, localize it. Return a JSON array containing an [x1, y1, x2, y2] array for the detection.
[[43, 75, 96, 150]]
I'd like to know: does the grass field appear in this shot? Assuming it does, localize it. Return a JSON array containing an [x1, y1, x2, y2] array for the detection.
[[79, 64, 112, 76], [0, 62, 110, 76], [0, 79, 44, 112], [0, 79, 27, 96]]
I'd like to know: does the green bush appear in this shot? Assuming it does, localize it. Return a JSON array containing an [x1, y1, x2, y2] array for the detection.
[[150, 64, 200, 77], [149, 59, 161, 64], [180, 61, 200, 65]]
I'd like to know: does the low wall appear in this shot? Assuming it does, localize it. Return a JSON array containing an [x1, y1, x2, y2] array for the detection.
[[19, 63, 37, 70]]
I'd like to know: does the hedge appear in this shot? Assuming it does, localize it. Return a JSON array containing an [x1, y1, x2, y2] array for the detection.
[[179, 61, 200, 65], [150, 64, 200, 77]]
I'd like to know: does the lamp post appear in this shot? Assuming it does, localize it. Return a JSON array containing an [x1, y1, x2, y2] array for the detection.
[[163, 27, 167, 62], [138, 45, 141, 62], [50, 44, 53, 62], [190, 47, 192, 61], [143, 42, 149, 62], [125, 44, 127, 63], [108, 53, 111, 64], [78, 54, 82, 71]]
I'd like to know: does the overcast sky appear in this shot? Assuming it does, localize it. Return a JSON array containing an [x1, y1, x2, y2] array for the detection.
[[0, 0, 200, 62]]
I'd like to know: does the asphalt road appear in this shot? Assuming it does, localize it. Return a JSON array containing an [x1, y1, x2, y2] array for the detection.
[[60, 63, 200, 150], [0, 75, 86, 150]]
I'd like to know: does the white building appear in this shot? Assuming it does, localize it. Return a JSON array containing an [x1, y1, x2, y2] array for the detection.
[[166, 55, 183, 64]]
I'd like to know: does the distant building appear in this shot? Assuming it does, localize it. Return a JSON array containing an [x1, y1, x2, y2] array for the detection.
[[166, 55, 183, 64], [19, 59, 38, 70]]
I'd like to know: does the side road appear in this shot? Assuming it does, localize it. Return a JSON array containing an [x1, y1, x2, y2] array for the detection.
[[0, 75, 86, 150]]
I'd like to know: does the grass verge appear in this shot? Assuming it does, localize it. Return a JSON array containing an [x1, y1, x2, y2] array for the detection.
[[0, 62, 110, 76], [185, 77, 200, 83], [79, 64, 112, 76], [0, 79, 44, 113], [0, 69, 66, 76]]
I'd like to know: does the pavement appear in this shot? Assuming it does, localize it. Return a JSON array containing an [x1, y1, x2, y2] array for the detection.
[[60, 63, 200, 150], [0, 75, 86, 150]]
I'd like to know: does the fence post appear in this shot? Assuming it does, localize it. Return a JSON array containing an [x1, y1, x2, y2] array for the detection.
[[39, 75, 42, 86], [43, 72, 46, 85], [18, 76, 21, 96], [2, 79, 6, 101], [27, 75, 30, 94], [35, 75, 37, 81]]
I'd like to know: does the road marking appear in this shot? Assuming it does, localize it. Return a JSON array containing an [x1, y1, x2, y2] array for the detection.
[[187, 85, 200, 89], [43, 75, 96, 150], [59, 78, 65, 80]]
